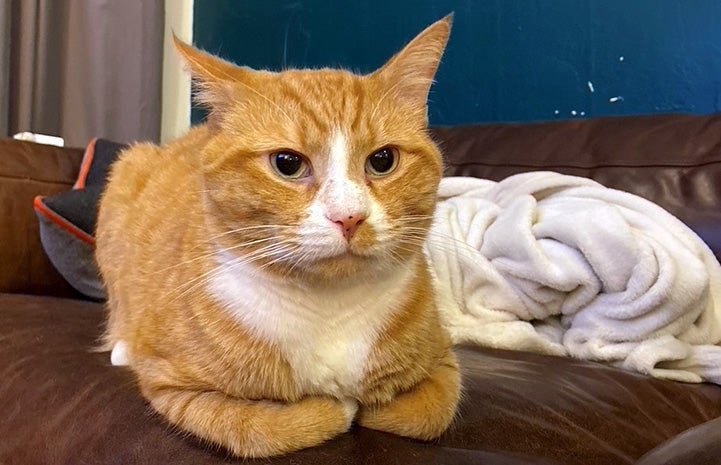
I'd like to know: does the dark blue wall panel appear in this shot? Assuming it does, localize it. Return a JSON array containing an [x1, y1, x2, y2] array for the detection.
[[192, 0, 721, 126]]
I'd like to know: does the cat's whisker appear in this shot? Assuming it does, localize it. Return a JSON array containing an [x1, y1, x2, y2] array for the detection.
[[386, 249, 409, 268], [178, 224, 298, 261], [226, 243, 300, 277], [391, 218, 436, 229], [218, 241, 298, 273], [389, 227, 481, 258], [400, 226, 481, 253], [171, 256, 266, 304], [160, 232, 300, 274], [218, 241, 298, 272], [400, 232, 462, 250], [284, 247, 314, 278], [256, 250, 299, 274], [203, 224, 299, 244], [167, 240, 297, 302], [397, 214, 435, 221], [398, 236, 483, 265], [425, 233, 483, 255], [153, 236, 283, 274]]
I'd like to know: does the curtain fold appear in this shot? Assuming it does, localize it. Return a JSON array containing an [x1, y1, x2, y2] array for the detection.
[[2, 0, 164, 147], [0, 1, 11, 137]]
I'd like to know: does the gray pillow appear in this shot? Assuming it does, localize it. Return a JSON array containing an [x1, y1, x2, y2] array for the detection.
[[33, 138, 126, 300]]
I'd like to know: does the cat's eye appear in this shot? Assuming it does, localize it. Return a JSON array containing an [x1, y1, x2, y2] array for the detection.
[[270, 151, 310, 179], [365, 147, 398, 177]]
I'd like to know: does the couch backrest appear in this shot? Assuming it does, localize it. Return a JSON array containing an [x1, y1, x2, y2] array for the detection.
[[5, 113, 721, 297], [431, 113, 721, 260], [0, 138, 83, 297]]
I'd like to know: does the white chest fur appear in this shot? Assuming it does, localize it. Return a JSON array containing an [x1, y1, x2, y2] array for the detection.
[[207, 255, 414, 397]]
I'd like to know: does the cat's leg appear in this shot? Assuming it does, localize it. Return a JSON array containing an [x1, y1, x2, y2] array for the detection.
[[141, 383, 358, 458], [357, 350, 460, 440]]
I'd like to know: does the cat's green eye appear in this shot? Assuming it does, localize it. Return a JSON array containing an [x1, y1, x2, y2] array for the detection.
[[270, 151, 310, 179], [365, 147, 398, 177]]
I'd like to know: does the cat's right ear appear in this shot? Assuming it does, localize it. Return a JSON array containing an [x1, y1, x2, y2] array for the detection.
[[371, 15, 452, 119], [172, 35, 253, 118]]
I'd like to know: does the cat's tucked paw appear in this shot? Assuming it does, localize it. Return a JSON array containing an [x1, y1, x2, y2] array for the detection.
[[357, 353, 460, 441], [341, 398, 359, 428], [110, 340, 129, 366]]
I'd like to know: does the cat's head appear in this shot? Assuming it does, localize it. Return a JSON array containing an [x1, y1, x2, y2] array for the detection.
[[175, 16, 451, 283]]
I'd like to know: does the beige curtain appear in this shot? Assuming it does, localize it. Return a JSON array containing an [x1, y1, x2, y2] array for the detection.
[[0, 1, 10, 137], [2, 0, 164, 147]]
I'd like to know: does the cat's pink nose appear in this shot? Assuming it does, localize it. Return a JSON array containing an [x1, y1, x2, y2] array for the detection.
[[327, 213, 366, 241]]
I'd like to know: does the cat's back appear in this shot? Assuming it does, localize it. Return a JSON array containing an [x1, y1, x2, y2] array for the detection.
[[96, 126, 210, 287], [101, 126, 209, 211]]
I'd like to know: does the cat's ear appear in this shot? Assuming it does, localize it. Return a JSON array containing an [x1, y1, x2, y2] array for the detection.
[[172, 35, 255, 119], [172, 34, 248, 83], [372, 14, 452, 111]]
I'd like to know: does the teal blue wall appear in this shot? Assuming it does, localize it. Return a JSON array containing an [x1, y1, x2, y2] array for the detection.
[[192, 0, 721, 126]]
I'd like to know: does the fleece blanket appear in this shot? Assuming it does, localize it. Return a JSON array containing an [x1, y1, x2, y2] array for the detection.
[[426, 172, 721, 384]]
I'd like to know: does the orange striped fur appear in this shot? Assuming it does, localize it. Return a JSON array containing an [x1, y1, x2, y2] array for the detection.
[[96, 15, 459, 457]]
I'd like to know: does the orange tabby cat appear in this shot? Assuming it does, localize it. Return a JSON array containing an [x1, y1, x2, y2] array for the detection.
[[96, 16, 459, 458]]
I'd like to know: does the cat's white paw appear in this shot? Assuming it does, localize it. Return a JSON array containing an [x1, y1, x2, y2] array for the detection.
[[110, 340, 129, 366], [341, 398, 359, 429]]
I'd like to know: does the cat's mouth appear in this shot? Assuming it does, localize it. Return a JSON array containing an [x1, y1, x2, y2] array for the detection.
[[332, 248, 371, 260], [291, 248, 381, 281], [293, 241, 382, 269], [312, 246, 370, 262]]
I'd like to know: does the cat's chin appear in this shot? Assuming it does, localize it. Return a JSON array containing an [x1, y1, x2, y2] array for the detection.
[[282, 250, 404, 284], [283, 238, 427, 283], [293, 253, 376, 281]]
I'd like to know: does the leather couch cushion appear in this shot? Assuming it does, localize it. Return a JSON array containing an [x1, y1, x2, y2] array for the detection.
[[0, 138, 83, 297], [636, 416, 721, 465], [2, 293, 720, 465], [431, 113, 721, 260]]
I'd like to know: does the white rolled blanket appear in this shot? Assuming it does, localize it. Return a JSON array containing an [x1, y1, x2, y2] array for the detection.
[[427, 172, 721, 384]]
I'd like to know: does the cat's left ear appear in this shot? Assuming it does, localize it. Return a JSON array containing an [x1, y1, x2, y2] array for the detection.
[[372, 14, 452, 112], [172, 35, 258, 120]]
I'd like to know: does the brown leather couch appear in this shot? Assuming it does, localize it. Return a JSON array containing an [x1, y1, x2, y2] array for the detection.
[[3, 113, 721, 465]]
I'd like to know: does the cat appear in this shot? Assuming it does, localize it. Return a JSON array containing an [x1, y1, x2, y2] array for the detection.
[[95, 15, 460, 458]]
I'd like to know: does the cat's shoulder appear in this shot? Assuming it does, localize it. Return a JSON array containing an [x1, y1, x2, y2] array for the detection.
[[117, 125, 209, 164], [108, 126, 209, 187]]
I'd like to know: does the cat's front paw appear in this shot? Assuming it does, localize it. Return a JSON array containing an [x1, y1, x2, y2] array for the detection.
[[357, 355, 460, 440]]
